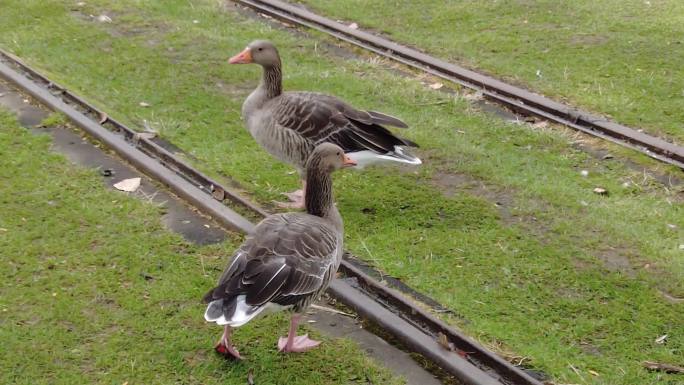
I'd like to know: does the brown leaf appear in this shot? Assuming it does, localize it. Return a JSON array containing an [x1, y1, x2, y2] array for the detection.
[[437, 332, 455, 351], [592, 187, 608, 196], [99, 112, 108, 124], [211, 186, 226, 201], [642, 361, 684, 374], [113, 177, 141, 192], [247, 368, 254, 385], [134, 132, 156, 141], [429, 82, 444, 90], [655, 334, 668, 344]]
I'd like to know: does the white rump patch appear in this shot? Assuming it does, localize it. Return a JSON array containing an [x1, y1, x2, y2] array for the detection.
[[204, 295, 292, 328], [347, 146, 422, 169]]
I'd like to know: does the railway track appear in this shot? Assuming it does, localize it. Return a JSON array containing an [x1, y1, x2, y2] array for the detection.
[[0, 49, 544, 385], [233, 0, 684, 171]]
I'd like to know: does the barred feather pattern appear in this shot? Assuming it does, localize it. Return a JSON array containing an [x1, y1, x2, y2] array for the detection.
[[203, 147, 344, 325], [240, 43, 420, 174]]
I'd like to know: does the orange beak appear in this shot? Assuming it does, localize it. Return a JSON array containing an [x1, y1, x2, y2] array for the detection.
[[229, 48, 252, 64], [342, 154, 357, 167]]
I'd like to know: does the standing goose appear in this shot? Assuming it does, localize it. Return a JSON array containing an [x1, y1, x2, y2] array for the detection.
[[203, 143, 356, 358], [230, 40, 421, 208]]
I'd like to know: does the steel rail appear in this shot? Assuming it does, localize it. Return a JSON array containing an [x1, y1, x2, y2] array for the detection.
[[0, 49, 543, 385], [233, 0, 684, 170]]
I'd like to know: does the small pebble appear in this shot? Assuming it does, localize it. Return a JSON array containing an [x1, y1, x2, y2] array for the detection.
[[580, 170, 589, 177]]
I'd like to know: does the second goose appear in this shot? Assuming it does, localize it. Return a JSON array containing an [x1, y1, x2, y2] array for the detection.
[[229, 40, 421, 208]]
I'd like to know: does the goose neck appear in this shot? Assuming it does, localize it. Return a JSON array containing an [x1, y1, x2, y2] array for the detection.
[[260, 64, 282, 99], [305, 168, 342, 231]]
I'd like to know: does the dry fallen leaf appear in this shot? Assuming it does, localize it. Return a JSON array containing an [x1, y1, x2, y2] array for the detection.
[[463, 90, 484, 101], [139, 101, 150, 107], [247, 368, 254, 385], [532, 120, 549, 129], [593, 187, 608, 195], [133, 132, 156, 141], [642, 361, 684, 374], [655, 334, 668, 344], [113, 177, 141, 192], [99, 112, 108, 124], [97, 14, 112, 23], [348, 22, 358, 29], [429, 82, 444, 90], [588, 370, 600, 376]]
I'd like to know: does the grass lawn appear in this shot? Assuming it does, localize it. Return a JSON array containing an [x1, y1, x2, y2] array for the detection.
[[300, 0, 684, 145], [0, 109, 402, 384], [0, 1, 682, 384]]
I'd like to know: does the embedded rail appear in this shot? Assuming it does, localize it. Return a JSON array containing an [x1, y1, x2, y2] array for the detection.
[[233, 0, 684, 170], [0, 49, 543, 385]]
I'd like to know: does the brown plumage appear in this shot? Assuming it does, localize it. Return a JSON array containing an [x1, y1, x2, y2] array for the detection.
[[231, 40, 421, 177], [203, 143, 356, 358]]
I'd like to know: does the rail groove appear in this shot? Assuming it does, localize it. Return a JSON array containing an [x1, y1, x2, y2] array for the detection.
[[0, 49, 543, 385], [234, 0, 684, 170]]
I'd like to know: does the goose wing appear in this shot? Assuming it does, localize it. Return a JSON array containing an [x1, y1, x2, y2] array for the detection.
[[269, 92, 416, 154], [204, 213, 340, 309]]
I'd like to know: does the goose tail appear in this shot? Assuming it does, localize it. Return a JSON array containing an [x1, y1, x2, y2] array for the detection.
[[348, 146, 422, 169]]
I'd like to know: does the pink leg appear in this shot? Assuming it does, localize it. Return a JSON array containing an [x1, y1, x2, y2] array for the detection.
[[215, 325, 241, 360], [278, 313, 320, 353], [276, 180, 306, 209]]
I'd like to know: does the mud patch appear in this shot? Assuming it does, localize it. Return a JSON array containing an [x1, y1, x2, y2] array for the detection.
[[207, 79, 255, 98], [69, 7, 171, 39], [568, 34, 609, 46], [595, 246, 637, 276], [430, 170, 515, 223]]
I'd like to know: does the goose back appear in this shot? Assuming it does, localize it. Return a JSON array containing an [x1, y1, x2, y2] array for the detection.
[[203, 212, 343, 326]]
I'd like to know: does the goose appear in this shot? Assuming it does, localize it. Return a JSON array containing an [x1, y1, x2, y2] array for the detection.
[[203, 143, 356, 358], [229, 40, 421, 208]]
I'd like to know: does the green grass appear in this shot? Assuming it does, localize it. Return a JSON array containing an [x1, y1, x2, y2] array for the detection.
[[0, 109, 402, 384], [300, 0, 684, 145], [0, 1, 682, 384]]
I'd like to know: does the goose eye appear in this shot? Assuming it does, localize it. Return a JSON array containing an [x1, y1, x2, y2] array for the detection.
[[258, 47, 263, 51]]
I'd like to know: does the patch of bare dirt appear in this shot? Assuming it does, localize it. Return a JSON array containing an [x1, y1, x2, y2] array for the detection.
[[69, 8, 171, 39], [430, 171, 515, 222], [207, 79, 254, 98], [595, 246, 637, 276], [568, 34, 609, 46]]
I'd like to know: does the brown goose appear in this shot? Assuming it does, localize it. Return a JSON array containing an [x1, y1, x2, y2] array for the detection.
[[203, 143, 356, 358], [230, 40, 421, 208]]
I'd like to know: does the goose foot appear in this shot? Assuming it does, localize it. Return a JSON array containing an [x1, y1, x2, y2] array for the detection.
[[278, 334, 321, 353], [283, 189, 304, 201], [277, 313, 320, 353], [275, 188, 305, 209], [274, 197, 305, 209], [215, 325, 241, 360]]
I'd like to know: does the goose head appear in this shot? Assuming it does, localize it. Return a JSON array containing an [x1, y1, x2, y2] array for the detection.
[[307, 143, 357, 174], [229, 40, 280, 67]]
